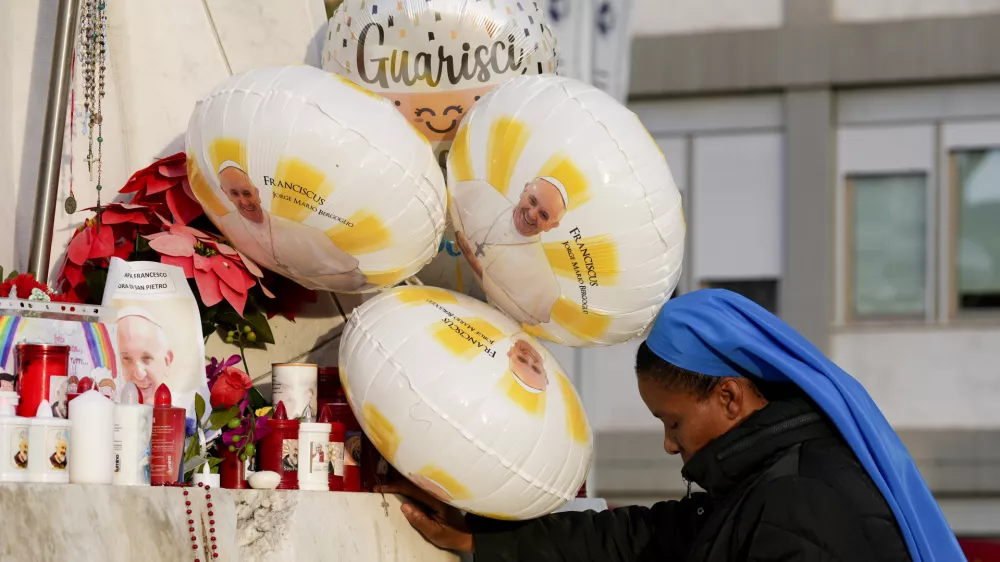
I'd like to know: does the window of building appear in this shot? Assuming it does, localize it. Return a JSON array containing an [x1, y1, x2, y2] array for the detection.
[[954, 149, 1000, 311], [702, 279, 779, 314], [847, 173, 928, 319]]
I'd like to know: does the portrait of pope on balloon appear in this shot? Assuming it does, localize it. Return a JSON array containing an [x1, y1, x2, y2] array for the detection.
[[452, 176, 568, 326], [214, 161, 369, 293]]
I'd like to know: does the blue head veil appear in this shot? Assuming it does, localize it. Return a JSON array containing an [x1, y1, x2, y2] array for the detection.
[[646, 289, 962, 562]]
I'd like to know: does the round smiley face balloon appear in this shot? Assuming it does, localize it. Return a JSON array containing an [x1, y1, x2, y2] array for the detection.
[[323, 0, 558, 169]]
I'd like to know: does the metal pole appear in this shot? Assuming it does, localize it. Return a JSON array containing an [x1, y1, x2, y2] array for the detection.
[[28, 0, 81, 283]]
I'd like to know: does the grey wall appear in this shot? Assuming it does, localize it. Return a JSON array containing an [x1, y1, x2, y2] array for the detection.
[[596, 428, 1000, 498], [629, 14, 1000, 98]]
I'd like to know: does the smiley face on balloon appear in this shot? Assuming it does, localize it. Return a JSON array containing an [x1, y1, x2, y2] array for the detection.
[[382, 85, 492, 142]]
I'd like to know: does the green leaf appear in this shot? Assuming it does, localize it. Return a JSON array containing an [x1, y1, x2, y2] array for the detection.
[[6, 270, 19, 281], [208, 406, 241, 430], [0, 266, 4, 281], [84, 269, 107, 300], [183, 455, 207, 478], [195, 394, 206, 423], [248, 386, 268, 410], [242, 306, 275, 345], [134, 235, 152, 254], [182, 433, 200, 464], [204, 306, 219, 321]]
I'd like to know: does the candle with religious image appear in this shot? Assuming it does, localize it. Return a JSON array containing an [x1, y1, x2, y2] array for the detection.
[[271, 363, 318, 420], [28, 400, 71, 483], [0, 398, 30, 482], [260, 401, 300, 490], [319, 405, 345, 492], [296, 406, 331, 491]]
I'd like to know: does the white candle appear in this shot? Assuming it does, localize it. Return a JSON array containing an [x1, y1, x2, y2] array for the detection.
[[69, 390, 115, 484], [272, 363, 318, 419], [0, 400, 30, 482], [28, 399, 71, 483], [113, 383, 153, 486], [297, 406, 332, 491], [191, 462, 220, 488]]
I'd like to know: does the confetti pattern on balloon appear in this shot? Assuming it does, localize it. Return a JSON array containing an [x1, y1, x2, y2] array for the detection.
[[339, 285, 592, 520], [185, 66, 447, 294], [323, 0, 558, 169], [447, 74, 686, 347]]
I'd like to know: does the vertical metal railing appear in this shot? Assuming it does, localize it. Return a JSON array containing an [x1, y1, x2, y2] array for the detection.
[[27, 0, 81, 283]]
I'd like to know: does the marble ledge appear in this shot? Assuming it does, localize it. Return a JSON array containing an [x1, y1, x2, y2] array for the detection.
[[0, 484, 458, 562]]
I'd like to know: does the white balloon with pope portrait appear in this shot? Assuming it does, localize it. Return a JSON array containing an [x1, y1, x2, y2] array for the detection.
[[185, 65, 447, 294], [447, 74, 686, 347], [338, 285, 592, 520]]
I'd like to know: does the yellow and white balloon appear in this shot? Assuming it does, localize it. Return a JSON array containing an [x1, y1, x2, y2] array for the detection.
[[339, 285, 592, 520], [447, 74, 686, 347], [185, 65, 446, 293]]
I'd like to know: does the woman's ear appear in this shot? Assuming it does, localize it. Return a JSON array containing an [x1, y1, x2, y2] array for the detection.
[[716, 378, 745, 420]]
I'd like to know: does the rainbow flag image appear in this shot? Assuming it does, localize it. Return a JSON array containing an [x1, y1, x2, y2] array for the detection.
[[0, 316, 23, 370], [82, 322, 117, 379]]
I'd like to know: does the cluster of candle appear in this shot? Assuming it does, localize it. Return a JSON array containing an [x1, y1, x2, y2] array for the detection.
[[254, 364, 389, 493], [0, 378, 189, 487], [0, 393, 70, 483]]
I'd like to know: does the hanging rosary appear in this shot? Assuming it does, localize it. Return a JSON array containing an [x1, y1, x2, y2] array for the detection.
[[165, 481, 220, 560], [65, 57, 77, 214], [72, 0, 108, 224]]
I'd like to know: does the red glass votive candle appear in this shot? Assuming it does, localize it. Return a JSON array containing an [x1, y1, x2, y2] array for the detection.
[[260, 401, 300, 490], [15, 344, 70, 418]]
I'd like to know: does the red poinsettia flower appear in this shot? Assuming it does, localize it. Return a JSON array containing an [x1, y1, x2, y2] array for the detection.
[[65, 217, 116, 268], [121, 152, 203, 225], [100, 202, 151, 226], [146, 221, 268, 317]]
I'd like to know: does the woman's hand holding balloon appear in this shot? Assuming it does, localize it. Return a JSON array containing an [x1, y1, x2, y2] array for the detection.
[[375, 480, 474, 554]]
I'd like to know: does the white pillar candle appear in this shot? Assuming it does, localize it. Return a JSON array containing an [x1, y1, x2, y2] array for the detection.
[[113, 383, 153, 486], [69, 390, 115, 484], [297, 406, 332, 491], [272, 363, 318, 419], [191, 462, 220, 488], [28, 399, 71, 483]]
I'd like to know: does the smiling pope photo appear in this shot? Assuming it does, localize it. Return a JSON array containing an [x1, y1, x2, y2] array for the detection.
[[451, 177, 567, 326]]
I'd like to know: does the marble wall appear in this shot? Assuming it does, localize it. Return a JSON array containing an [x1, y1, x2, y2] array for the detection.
[[0, 484, 458, 562]]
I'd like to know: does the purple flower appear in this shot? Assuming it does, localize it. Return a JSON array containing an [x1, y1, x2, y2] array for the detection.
[[185, 416, 197, 437], [221, 416, 252, 447], [206, 355, 241, 385], [219, 412, 272, 447], [253, 415, 272, 441], [221, 429, 243, 447]]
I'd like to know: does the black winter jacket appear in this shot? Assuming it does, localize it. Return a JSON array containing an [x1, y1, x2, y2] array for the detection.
[[469, 398, 913, 562]]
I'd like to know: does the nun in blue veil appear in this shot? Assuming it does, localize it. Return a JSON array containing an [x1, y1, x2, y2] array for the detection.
[[378, 289, 964, 562]]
